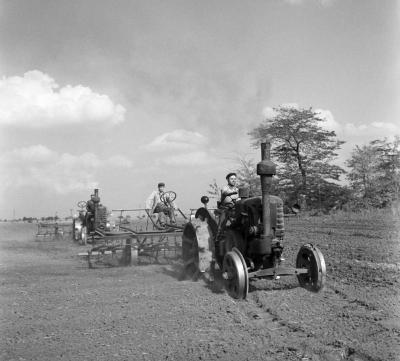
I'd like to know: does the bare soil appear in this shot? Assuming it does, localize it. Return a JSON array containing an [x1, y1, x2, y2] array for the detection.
[[1, 215, 399, 361]]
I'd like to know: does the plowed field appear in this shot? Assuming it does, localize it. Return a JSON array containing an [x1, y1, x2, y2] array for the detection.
[[1, 214, 399, 361]]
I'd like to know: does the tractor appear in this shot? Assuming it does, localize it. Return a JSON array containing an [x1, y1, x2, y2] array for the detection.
[[73, 188, 112, 244], [182, 137, 326, 299]]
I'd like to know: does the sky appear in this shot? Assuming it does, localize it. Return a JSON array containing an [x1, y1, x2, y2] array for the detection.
[[0, 0, 399, 219]]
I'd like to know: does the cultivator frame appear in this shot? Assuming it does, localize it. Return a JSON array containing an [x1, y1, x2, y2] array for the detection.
[[36, 221, 73, 241], [116, 207, 185, 264], [78, 231, 135, 268], [78, 204, 186, 268]]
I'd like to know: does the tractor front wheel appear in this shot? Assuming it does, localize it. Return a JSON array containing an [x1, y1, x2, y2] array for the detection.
[[222, 248, 248, 299], [296, 243, 326, 292]]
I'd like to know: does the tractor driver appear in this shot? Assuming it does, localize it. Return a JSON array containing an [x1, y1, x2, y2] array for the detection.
[[215, 172, 239, 239], [85, 194, 96, 231], [86, 194, 96, 214], [146, 182, 177, 226], [220, 172, 239, 208]]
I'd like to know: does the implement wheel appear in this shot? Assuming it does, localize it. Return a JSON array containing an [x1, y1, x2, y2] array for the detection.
[[72, 219, 77, 241], [222, 248, 248, 299], [81, 226, 87, 245], [296, 243, 326, 292]]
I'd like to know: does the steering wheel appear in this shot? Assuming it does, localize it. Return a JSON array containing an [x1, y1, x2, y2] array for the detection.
[[160, 191, 176, 206], [77, 201, 87, 209]]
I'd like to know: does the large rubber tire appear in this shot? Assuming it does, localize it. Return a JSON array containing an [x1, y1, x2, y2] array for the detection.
[[296, 243, 326, 292]]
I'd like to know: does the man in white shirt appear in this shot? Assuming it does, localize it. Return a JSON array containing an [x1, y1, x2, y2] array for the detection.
[[145, 182, 177, 226], [220, 172, 239, 208], [215, 172, 240, 243]]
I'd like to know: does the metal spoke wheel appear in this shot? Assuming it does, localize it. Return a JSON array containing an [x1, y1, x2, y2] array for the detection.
[[296, 243, 326, 292], [73, 218, 84, 242], [80, 226, 87, 246], [181, 223, 199, 277], [73, 220, 79, 241], [160, 191, 176, 206], [222, 247, 248, 299]]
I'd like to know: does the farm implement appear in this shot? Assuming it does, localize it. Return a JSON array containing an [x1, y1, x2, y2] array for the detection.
[[79, 231, 135, 268], [182, 137, 327, 299], [115, 206, 185, 264], [77, 190, 187, 267], [36, 221, 73, 241]]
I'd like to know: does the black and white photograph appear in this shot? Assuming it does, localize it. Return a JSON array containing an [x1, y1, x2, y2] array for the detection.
[[0, 0, 399, 360]]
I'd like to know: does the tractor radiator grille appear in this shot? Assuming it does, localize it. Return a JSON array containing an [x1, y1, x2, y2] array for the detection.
[[275, 201, 284, 238]]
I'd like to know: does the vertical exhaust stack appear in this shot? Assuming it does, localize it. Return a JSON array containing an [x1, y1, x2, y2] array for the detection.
[[93, 188, 101, 229], [256, 136, 276, 255]]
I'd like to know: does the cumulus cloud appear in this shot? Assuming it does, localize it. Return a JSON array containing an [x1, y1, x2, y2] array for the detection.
[[0, 145, 132, 193], [145, 129, 208, 151], [342, 122, 400, 142], [316, 109, 400, 143], [0, 70, 126, 127], [315, 108, 342, 133]]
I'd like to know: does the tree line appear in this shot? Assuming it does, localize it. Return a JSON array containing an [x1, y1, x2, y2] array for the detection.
[[211, 105, 400, 213], [1, 216, 63, 222]]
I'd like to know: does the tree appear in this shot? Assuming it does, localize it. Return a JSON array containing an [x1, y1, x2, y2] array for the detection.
[[207, 179, 221, 200], [235, 157, 261, 196], [249, 105, 346, 209], [346, 137, 400, 208]]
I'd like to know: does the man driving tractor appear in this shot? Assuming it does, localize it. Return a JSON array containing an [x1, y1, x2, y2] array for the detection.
[[85, 193, 97, 232], [220, 172, 239, 208], [146, 182, 177, 227], [215, 172, 240, 240]]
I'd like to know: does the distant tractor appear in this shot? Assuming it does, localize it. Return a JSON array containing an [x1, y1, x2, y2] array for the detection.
[[72, 189, 111, 245], [182, 137, 326, 299]]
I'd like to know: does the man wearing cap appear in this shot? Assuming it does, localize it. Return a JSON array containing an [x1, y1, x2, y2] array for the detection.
[[145, 182, 177, 226]]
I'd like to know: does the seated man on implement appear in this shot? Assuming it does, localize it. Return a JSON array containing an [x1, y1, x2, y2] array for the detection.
[[145, 182, 177, 227]]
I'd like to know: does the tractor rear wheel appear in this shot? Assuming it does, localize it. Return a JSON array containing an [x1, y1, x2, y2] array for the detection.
[[222, 248, 248, 299], [182, 223, 200, 278], [296, 243, 326, 292]]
